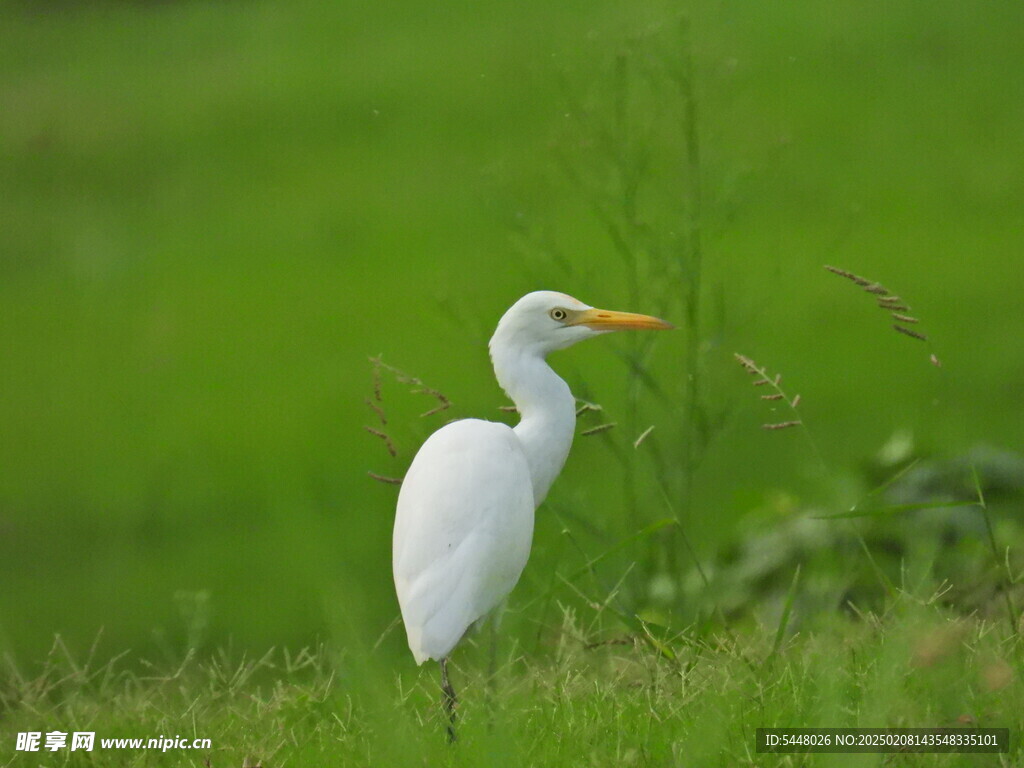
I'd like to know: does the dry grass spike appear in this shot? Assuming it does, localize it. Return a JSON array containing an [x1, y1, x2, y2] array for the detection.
[[420, 402, 450, 418], [575, 400, 603, 416], [581, 422, 617, 437], [365, 398, 387, 424], [633, 425, 655, 448], [825, 266, 939, 364], [824, 265, 871, 286], [733, 353, 805, 435], [762, 421, 802, 430], [893, 325, 928, 342], [878, 300, 909, 312], [372, 362, 383, 402], [369, 356, 451, 418], [364, 426, 397, 457], [735, 354, 760, 375], [366, 356, 453, 486], [823, 265, 859, 281]]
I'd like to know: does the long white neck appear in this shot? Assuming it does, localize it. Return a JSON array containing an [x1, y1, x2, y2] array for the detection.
[[489, 344, 576, 507]]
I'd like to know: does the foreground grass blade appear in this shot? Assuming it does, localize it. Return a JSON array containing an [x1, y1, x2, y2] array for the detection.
[[769, 564, 801, 662], [972, 464, 1020, 637], [813, 499, 979, 520]]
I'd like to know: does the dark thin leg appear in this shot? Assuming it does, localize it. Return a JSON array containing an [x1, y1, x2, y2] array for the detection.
[[485, 618, 497, 732], [440, 657, 457, 743]]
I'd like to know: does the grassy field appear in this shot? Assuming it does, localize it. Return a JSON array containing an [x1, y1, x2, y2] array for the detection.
[[1, 0, 1023, 762], [2, 598, 1021, 766]]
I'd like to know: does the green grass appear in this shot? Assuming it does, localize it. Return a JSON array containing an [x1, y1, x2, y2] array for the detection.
[[3, 597, 1020, 766], [2, 0, 1024, 761], [2, 0, 1023, 660]]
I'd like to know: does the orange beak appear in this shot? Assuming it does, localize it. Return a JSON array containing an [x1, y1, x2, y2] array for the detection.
[[570, 308, 674, 331]]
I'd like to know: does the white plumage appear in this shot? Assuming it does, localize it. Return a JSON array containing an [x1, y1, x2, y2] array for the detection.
[[390, 290, 671, 739], [393, 419, 533, 664]]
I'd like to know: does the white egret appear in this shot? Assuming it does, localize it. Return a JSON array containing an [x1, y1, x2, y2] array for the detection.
[[391, 290, 672, 739]]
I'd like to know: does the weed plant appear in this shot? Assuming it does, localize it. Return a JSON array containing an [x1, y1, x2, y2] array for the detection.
[[348, 18, 1024, 757], [2, 602, 1020, 766]]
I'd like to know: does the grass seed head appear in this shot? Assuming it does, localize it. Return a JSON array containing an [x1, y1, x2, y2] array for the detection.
[[365, 398, 387, 424], [826, 267, 936, 360], [893, 324, 928, 342], [633, 425, 655, 448], [824, 265, 871, 286], [372, 362, 383, 401], [363, 426, 397, 457], [734, 353, 759, 375], [824, 265, 858, 280], [735, 354, 804, 429]]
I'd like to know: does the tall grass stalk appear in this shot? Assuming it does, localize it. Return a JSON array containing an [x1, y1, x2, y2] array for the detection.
[[971, 465, 1020, 638], [674, 14, 706, 528], [524, 17, 726, 620]]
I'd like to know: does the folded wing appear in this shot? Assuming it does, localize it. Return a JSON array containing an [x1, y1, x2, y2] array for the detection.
[[392, 419, 535, 664]]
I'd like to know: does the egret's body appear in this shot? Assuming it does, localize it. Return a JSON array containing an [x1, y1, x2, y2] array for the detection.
[[392, 291, 671, 739], [393, 419, 534, 664]]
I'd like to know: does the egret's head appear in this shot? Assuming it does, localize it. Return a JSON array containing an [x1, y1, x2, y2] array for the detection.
[[490, 290, 673, 357]]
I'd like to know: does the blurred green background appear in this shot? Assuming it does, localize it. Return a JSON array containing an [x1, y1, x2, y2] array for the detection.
[[1, 0, 1022, 665]]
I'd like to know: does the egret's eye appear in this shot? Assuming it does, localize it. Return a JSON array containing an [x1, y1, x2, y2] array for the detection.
[[550, 308, 568, 322]]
